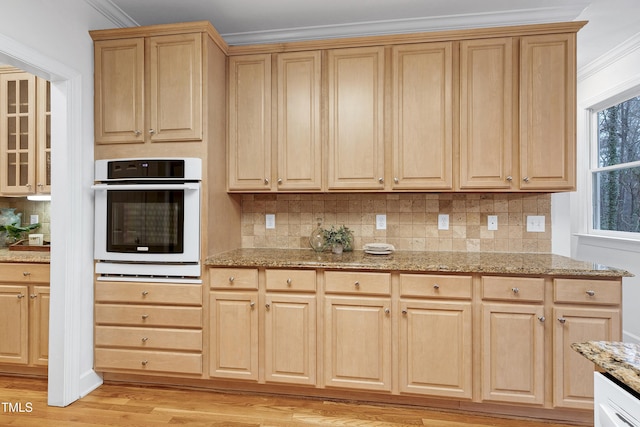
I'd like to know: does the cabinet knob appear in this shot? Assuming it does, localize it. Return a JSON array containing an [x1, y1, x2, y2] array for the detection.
[[30, 294, 37, 299], [286, 278, 292, 286], [506, 175, 513, 182], [148, 129, 155, 135], [558, 317, 567, 324], [17, 294, 25, 299], [229, 276, 235, 283], [433, 284, 440, 290], [23, 271, 31, 276], [265, 303, 271, 310], [277, 178, 282, 184], [523, 176, 530, 183], [402, 309, 408, 315], [586, 290, 595, 297], [250, 301, 255, 308], [394, 177, 399, 184], [384, 308, 390, 314], [264, 178, 270, 185], [141, 290, 149, 296], [26, 183, 32, 189], [512, 287, 520, 294], [378, 177, 384, 184], [141, 314, 149, 320], [141, 360, 148, 366], [538, 316, 546, 322], [37, 183, 44, 189], [134, 130, 142, 136], [354, 281, 360, 288], [141, 337, 148, 342]]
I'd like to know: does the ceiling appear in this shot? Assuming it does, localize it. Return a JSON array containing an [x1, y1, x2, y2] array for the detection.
[[90, 0, 640, 70]]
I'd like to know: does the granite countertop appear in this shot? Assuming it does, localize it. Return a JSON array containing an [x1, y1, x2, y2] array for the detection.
[[205, 248, 631, 277], [0, 248, 50, 263], [572, 341, 640, 394]]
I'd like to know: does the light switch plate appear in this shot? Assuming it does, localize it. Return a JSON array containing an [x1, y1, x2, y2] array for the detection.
[[376, 214, 387, 230], [265, 214, 275, 229], [30, 215, 39, 224], [438, 214, 449, 230], [488, 215, 498, 231], [526, 215, 545, 232]]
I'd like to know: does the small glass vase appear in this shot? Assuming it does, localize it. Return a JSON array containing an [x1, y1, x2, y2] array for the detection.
[[309, 218, 325, 252]]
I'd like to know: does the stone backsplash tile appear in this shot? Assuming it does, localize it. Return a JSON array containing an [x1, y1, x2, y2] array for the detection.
[[240, 193, 551, 253]]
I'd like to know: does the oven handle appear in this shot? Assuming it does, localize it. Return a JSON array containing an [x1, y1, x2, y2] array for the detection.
[[91, 183, 200, 191]]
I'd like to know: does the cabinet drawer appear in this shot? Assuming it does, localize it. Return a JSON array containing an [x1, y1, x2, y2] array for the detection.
[[482, 276, 544, 302], [325, 271, 391, 295], [210, 268, 258, 290], [95, 348, 202, 375], [554, 278, 621, 305], [0, 263, 50, 283], [266, 269, 316, 292], [95, 326, 202, 351], [400, 274, 472, 299], [95, 304, 202, 328], [95, 281, 202, 305]]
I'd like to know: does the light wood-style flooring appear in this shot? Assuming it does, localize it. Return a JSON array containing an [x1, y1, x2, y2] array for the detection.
[[0, 375, 583, 426]]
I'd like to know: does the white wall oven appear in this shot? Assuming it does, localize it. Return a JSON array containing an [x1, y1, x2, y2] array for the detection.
[[93, 158, 202, 281]]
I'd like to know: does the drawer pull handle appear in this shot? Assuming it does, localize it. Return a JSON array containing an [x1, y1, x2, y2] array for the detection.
[[538, 316, 546, 322], [141, 360, 148, 366], [23, 271, 31, 276], [512, 287, 520, 294], [354, 281, 360, 288], [229, 276, 235, 283], [17, 294, 25, 299], [265, 303, 270, 310], [433, 284, 440, 290], [30, 294, 37, 299], [384, 308, 390, 315], [250, 302, 255, 308], [586, 290, 595, 297], [141, 337, 148, 342], [141, 290, 149, 296], [402, 309, 408, 315], [558, 317, 566, 324], [286, 278, 292, 286], [506, 175, 513, 182], [141, 314, 149, 320]]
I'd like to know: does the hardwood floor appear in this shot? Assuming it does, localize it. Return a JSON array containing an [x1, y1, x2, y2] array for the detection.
[[0, 375, 583, 426]]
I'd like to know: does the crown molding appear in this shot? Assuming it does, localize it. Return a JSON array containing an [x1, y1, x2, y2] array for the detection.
[[85, 0, 139, 28], [578, 32, 640, 82], [221, 6, 587, 46]]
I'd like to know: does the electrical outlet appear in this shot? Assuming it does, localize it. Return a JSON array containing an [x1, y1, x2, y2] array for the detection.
[[526, 215, 545, 232], [376, 214, 387, 230], [438, 214, 449, 230], [265, 214, 276, 229], [30, 215, 39, 224], [488, 215, 498, 231]]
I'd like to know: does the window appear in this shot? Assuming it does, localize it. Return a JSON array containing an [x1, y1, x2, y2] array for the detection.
[[591, 95, 640, 237]]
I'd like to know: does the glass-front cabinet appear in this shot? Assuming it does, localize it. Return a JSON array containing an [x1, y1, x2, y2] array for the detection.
[[0, 67, 51, 195]]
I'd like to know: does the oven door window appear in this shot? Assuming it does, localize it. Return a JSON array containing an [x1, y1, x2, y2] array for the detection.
[[107, 189, 184, 253]]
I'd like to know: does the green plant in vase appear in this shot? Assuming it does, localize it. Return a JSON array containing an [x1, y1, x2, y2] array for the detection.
[[0, 223, 41, 245], [323, 225, 353, 254]]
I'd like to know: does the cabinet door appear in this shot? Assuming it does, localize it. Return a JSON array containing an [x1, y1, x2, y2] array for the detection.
[[276, 51, 322, 191], [0, 285, 29, 364], [264, 294, 316, 385], [324, 295, 391, 391], [399, 300, 472, 398], [147, 33, 202, 142], [327, 47, 385, 190], [553, 307, 621, 409], [481, 303, 545, 405], [36, 78, 51, 194], [228, 54, 272, 191], [209, 292, 259, 380], [520, 33, 576, 190], [459, 38, 514, 190], [0, 72, 36, 194], [29, 285, 49, 366], [392, 43, 452, 190], [94, 38, 145, 144]]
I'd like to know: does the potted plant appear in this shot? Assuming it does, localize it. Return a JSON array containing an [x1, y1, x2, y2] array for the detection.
[[323, 225, 353, 254], [0, 223, 41, 246]]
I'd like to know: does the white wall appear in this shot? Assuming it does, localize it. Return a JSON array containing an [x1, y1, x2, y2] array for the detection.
[[565, 32, 640, 344], [0, 0, 119, 406]]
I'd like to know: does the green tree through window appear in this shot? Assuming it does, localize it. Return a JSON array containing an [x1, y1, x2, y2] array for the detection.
[[594, 96, 640, 233]]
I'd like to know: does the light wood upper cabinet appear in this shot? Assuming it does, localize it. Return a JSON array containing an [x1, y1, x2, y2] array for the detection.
[[392, 43, 453, 190], [276, 51, 322, 191], [519, 33, 576, 190], [327, 46, 385, 190], [227, 54, 272, 191], [94, 33, 203, 145], [459, 38, 514, 190]]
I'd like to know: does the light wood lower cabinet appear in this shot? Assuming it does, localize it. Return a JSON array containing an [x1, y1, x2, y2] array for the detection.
[[0, 263, 50, 368], [94, 280, 203, 376]]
